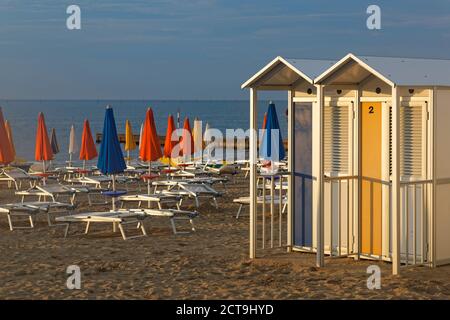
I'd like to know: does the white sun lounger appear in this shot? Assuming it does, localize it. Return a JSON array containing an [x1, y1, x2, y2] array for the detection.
[[118, 193, 182, 209], [121, 208, 198, 235], [69, 175, 137, 190], [160, 183, 222, 208], [0, 201, 75, 230], [233, 195, 288, 219], [56, 211, 148, 240], [15, 184, 89, 205], [0, 167, 40, 190]]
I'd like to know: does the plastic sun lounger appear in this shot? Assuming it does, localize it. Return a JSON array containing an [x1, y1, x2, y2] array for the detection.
[[15, 184, 88, 205], [233, 195, 288, 219], [56, 211, 148, 240], [118, 193, 182, 209], [72, 175, 136, 188], [0, 167, 40, 190], [121, 208, 198, 235], [161, 183, 222, 208], [0, 201, 76, 230]]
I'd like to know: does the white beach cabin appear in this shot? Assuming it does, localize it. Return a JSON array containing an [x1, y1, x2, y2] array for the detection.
[[242, 53, 450, 275]]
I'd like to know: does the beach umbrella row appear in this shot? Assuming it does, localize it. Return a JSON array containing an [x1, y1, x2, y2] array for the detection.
[[3, 107, 213, 170]]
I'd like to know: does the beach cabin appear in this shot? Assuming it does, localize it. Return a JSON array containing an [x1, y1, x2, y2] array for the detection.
[[242, 53, 450, 275]]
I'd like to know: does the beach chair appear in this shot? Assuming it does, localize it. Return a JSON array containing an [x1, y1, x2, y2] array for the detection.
[[118, 193, 182, 209], [122, 208, 198, 235], [70, 175, 136, 190], [56, 211, 148, 240], [15, 184, 87, 205], [0, 167, 40, 190], [0, 201, 75, 230], [203, 163, 239, 176], [161, 183, 222, 208], [233, 195, 288, 219]]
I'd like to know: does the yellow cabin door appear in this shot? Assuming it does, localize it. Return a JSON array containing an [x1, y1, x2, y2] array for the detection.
[[360, 102, 382, 256]]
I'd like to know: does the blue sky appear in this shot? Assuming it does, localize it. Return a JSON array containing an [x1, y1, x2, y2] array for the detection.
[[0, 0, 449, 99]]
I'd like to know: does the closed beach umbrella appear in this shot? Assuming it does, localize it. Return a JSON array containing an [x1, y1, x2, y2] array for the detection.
[[139, 123, 144, 154], [79, 119, 98, 168], [139, 108, 162, 194], [163, 114, 178, 163], [50, 128, 60, 155], [124, 120, 137, 164], [260, 101, 285, 164], [259, 112, 268, 146], [203, 122, 211, 161], [35, 113, 54, 181], [4, 119, 15, 162], [180, 117, 194, 161], [192, 118, 203, 162], [0, 108, 14, 165], [262, 112, 268, 130], [97, 106, 126, 210], [68, 125, 78, 166]]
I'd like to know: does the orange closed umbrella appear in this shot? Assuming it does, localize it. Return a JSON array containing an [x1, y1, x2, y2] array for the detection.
[[163, 114, 178, 161], [35, 113, 53, 162], [4, 120, 16, 161], [139, 108, 162, 194], [79, 119, 98, 168], [180, 117, 194, 160], [0, 108, 14, 165], [35, 113, 53, 182]]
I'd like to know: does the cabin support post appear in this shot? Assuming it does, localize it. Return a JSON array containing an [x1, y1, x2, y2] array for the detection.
[[287, 89, 294, 252], [316, 84, 325, 267], [392, 85, 401, 275], [249, 88, 258, 259]]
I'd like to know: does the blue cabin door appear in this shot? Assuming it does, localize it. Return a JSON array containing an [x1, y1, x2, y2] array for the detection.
[[293, 102, 313, 247]]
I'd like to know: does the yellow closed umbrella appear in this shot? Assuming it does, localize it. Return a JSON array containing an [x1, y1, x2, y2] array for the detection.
[[4, 120, 16, 161], [124, 120, 137, 164]]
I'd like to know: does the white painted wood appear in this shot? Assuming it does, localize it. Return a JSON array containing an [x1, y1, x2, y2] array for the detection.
[[391, 86, 401, 275], [287, 89, 294, 252], [249, 88, 258, 259], [316, 84, 325, 267]]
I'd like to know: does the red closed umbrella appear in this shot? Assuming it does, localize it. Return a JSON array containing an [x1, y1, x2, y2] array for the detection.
[[139, 108, 162, 194], [180, 117, 194, 161], [163, 114, 178, 161], [79, 119, 98, 170], [0, 108, 14, 165]]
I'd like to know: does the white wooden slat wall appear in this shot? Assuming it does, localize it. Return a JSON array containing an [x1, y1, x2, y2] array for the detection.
[[324, 104, 350, 174], [389, 105, 424, 178]]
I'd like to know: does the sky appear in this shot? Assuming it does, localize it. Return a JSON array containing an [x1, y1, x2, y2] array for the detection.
[[0, 0, 450, 100]]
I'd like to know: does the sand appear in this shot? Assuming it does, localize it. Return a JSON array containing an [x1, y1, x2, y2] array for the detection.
[[0, 174, 449, 300]]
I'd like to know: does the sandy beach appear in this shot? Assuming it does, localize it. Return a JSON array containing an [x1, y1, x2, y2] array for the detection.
[[0, 173, 449, 300]]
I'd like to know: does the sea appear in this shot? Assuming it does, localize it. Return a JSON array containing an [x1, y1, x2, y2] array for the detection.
[[0, 100, 288, 164]]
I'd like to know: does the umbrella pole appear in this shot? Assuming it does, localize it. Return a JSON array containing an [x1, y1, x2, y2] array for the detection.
[[69, 153, 72, 167], [127, 150, 130, 166], [147, 161, 152, 208], [42, 160, 46, 186], [112, 174, 116, 211]]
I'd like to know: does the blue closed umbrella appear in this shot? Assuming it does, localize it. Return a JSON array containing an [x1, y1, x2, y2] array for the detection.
[[97, 106, 127, 210], [260, 101, 285, 162]]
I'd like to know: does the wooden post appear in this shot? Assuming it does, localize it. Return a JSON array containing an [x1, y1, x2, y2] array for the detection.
[[287, 89, 294, 252], [392, 86, 401, 275], [249, 88, 258, 259], [316, 84, 325, 267]]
